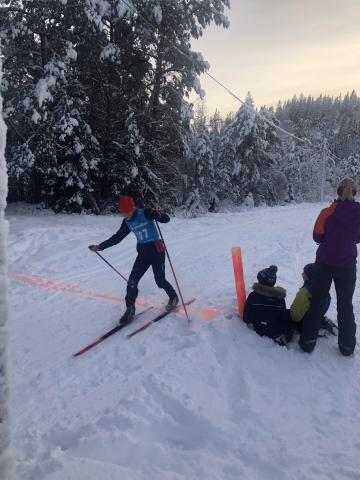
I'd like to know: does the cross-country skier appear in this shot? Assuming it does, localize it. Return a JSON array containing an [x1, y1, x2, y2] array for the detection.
[[89, 195, 179, 325]]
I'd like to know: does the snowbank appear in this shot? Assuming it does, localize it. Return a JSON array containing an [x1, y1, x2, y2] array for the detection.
[[7, 203, 360, 480]]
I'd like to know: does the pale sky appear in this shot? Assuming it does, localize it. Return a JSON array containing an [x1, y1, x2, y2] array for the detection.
[[192, 0, 360, 115]]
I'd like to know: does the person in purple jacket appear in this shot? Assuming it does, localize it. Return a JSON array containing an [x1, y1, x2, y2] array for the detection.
[[299, 178, 360, 355]]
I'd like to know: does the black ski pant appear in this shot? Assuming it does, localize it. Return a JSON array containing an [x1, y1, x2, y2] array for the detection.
[[126, 245, 176, 307], [299, 262, 357, 355]]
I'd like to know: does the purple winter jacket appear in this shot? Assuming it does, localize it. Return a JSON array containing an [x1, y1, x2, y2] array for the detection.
[[313, 200, 360, 268]]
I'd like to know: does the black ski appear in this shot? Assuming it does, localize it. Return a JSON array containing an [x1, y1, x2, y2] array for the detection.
[[73, 306, 153, 357], [127, 298, 196, 338]]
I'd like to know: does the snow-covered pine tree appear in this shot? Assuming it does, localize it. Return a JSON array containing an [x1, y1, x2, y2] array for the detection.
[[1, 0, 46, 202], [70, 0, 230, 210], [275, 135, 309, 202], [254, 105, 285, 205], [215, 113, 238, 203], [184, 101, 215, 215], [335, 91, 360, 160], [218, 93, 282, 205], [41, 56, 102, 213], [2, 0, 231, 211], [332, 153, 360, 187], [207, 109, 223, 211], [2, 0, 101, 212], [128, 0, 230, 209], [277, 92, 360, 162]]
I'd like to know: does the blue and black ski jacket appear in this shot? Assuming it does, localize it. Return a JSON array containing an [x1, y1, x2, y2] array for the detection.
[[99, 208, 170, 255]]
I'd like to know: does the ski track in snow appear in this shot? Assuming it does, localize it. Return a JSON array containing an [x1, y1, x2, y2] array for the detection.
[[7, 203, 360, 480]]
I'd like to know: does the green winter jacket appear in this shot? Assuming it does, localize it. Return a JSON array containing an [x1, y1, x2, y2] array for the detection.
[[290, 287, 310, 322], [290, 284, 331, 322]]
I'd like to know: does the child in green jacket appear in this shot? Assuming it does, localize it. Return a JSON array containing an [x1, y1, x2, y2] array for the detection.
[[290, 263, 337, 335]]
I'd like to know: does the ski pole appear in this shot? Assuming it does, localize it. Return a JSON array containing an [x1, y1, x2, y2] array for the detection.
[[92, 250, 128, 283], [155, 221, 190, 321]]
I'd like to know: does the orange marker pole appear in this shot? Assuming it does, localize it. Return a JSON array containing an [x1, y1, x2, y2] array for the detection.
[[231, 247, 246, 319]]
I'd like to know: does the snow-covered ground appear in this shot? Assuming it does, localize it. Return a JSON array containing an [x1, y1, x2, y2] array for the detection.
[[7, 203, 360, 480]]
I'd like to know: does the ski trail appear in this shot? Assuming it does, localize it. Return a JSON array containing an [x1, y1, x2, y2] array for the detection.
[[8, 203, 360, 480]]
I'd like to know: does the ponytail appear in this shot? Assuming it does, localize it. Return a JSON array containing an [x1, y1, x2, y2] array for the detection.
[[337, 178, 357, 201]]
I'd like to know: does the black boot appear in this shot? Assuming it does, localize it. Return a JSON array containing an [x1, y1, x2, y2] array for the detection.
[[274, 329, 293, 348], [319, 316, 338, 336], [119, 305, 135, 325], [166, 293, 179, 311]]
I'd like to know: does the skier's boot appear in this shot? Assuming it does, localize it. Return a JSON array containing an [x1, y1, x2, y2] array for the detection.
[[119, 305, 135, 325], [166, 293, 179, 312]]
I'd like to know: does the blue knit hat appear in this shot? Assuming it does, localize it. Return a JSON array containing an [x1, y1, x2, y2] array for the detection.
[[303, 263, 315, 282], [257, 265, 278, 287]]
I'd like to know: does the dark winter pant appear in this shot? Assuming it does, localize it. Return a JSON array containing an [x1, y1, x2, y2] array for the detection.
[[126, 248, 176, 307], [299, 262, 357, 355]]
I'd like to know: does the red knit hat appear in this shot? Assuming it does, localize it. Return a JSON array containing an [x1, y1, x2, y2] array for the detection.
[[118, 196, 135, 215]]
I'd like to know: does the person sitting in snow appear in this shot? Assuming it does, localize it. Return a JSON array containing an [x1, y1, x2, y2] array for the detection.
[[290, 263, 337, 336], [243, 265, 293, 346], [89, 195, 179, 325]]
